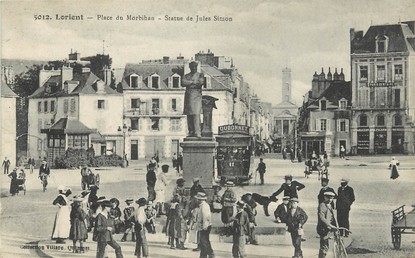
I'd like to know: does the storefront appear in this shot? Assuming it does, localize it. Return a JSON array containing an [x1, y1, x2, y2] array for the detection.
[[300, 132, 326, 159], [374, 128, 387, 154], [356, 128, 369, 155], [391, 128, 404, 154]]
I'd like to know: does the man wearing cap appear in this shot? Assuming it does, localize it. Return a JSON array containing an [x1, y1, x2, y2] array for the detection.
[[317, 191, 337, 258], [256, 158, 266, 185], [317, 178, 336, 205], [95, 200, 124, 258], [134, 198, 149, 258], [274, 196, 290, 223], [336, 178, 355, 237], [221, 181, 237, 226], [287, 198, 308, 258], [241, 193, 258, 245], [230, 201, 249, 258], [121, 199, 135, 242], [196, 192, 214, 258], [182, 61, 204, 137], [146, 163, 157, 202], [271, 175, 305, 199]]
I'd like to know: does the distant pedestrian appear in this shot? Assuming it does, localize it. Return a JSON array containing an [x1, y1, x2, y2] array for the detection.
[[80, 164, 92, 190], [177, 153, 183, 174], [336, 178, 355, 237], [196, 192, 214, 258], [146, 163, 157, 202], [340, 145, 345, 159], [230, 201, 249, 258], [389, 157, 400, 180], [271, 174, 305, 199], [39, 160, 50, 190], [317, 192, 336, 258], [286, 197, 308, 258], [290, 148, 295, 163], [28, 156, 35, 174], [95, 200, 124, 258], [52, 186, 72, 244], [282, 147, 287, 160], [172, 153, 177, 172], [256, 158, 266, 185], [2, 157, 11, 174], [69, 196, 88, 253], [274, 196, 290, 223], [221, 181, 236, 226], [297, 148, 303, 163], [8, 168, 19, 196]]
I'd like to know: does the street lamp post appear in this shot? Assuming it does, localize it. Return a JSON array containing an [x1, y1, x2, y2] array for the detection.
[[117, 123, 131, 168]]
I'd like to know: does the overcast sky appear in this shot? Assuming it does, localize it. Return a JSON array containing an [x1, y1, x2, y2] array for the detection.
[[1, 0, 414, 105]]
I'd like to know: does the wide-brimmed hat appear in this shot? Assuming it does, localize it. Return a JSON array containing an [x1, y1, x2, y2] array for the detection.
[[176, 178, 185, 185], [324, 192, 336, 197], [290, 197, 299, 202], [101, 200, 112, 208], [42, 160, 47, 164], [110, 198, 120, 206], [161, 164, 169, 172], [136, 197, 147, 205], [225, 181, 234, 187], [193, 177, 200, 183], [125, 198, 134, 203], [72, 196, 84, 202], [236, 200, 245, 208], [195, 192, 207, 200], [341, 178, 350, 183], [282, 196, 290, 200]]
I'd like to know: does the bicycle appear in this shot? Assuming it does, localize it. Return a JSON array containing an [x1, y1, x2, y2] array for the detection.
[[333, 227, 351, 258], [39, 173, 48, 192]]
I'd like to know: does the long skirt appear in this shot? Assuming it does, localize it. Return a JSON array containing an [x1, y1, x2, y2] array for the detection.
[[69, 218, 88, 241], [52, 206, 71, 239], [221, 206, 234, 224], [9, 179, 19, 195], [390, 165, 399, 179]]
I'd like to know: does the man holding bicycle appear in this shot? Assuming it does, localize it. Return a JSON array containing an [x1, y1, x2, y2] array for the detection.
[[317, 191, 336, 258], [39, 160, 50, 190]]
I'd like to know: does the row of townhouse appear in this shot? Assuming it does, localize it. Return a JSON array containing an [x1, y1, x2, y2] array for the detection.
[[298, 20, 415, 156], [27, 51, 272, 163]]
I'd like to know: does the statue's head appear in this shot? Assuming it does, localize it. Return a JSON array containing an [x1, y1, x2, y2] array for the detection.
[[189, 61, 198, 72]]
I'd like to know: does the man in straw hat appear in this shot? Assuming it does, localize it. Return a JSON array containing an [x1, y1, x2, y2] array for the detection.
[[287, 197, 308, 258], [221, 181, 236, 226], [317, 191, 336, 258], [182, 61, 204, 137], [230, 200, 249, 258], [195, 192, 214, 258], [336, 178, 355, 237], [95, 200, 124, 258]]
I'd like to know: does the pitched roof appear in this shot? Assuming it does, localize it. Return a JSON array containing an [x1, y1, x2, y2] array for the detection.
[[42, 117, 93, 134], [121, 63, 232, 91], [1, 83, 18, 98], [351, 22, 415, 54], [307, 81, 351, 108], [29, 71, 119, 98]]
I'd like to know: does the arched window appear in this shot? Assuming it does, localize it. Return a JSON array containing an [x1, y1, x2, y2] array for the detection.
[[359, 114, 368, 126], [393, 114, 402, 126], [376, 114, 385, 126]]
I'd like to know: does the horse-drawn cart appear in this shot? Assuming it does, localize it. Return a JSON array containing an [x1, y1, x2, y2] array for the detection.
[[391, 205, 415, 249]]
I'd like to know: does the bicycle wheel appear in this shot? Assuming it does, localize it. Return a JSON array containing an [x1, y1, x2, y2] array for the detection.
[[333, 238, 348, 258]]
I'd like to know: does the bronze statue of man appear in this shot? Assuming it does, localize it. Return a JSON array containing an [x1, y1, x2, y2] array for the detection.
[[182, 61, 204, 137]]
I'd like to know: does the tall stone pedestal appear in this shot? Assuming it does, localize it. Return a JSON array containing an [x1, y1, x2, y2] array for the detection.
[[180, 138, 218, 189]]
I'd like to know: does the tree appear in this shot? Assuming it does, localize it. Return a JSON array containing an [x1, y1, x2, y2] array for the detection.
[[81, 54, 112, 76]]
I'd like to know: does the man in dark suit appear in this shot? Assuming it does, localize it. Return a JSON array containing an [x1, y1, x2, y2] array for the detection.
[[317, 192, 336, 258], [336, 178, 355, 237], [271, 175, 305, 199], [95, 200, 124, 258], [287, 198, 308, 258], [274, 196, 290, 223], [2, 157, 11, 174], [146, 163, 157, 202], [256, 158, 266, 185]]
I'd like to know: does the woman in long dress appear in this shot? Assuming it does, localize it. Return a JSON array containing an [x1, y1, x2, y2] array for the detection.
[[51, 187, 72, 243], [69, 197, 88, 252], [155, 164, 169, 216], [390, 157, 400, 180], [8, 168, 19, 196]]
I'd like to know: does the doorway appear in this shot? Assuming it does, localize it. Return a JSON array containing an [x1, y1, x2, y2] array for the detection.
[[339, 140, 346, 156], [131, 140, 138, 160]]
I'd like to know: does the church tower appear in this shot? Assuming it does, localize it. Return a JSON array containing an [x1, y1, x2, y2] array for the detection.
[[282, 67, 292, 102]]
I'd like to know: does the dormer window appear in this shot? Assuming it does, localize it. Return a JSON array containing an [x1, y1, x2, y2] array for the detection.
[[320, 100, 327, 111], [339, 99, 347, 110], [149, 74, 160, 89], [203, 75, 211, 89], [376, 35, 388, 53], [130, 74, 141, 88], [169, 74, 181, 88]]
